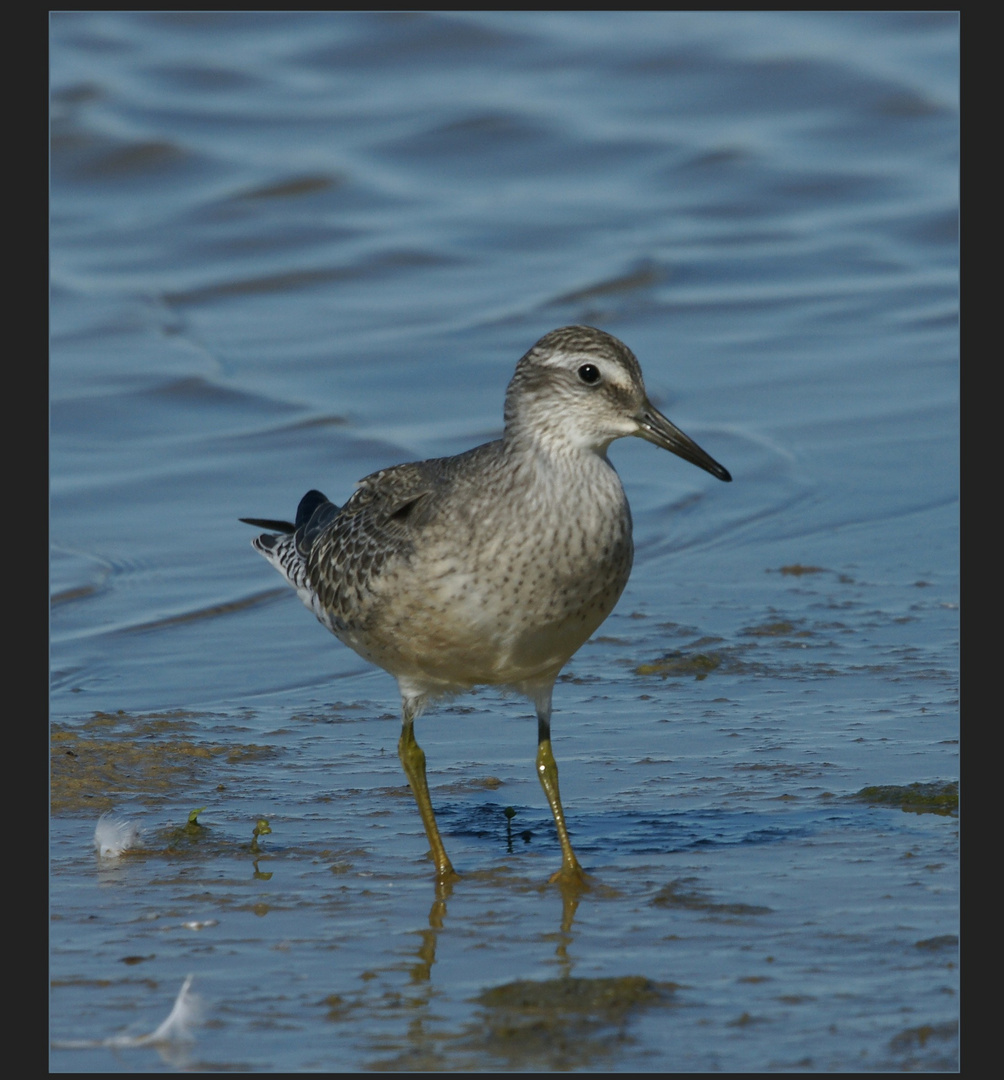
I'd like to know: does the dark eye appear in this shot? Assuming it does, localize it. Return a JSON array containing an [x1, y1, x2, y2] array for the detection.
[[577, 364, 601, 385]]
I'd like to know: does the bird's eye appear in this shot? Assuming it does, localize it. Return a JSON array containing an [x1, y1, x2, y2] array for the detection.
[[577, 364, 601, 385]]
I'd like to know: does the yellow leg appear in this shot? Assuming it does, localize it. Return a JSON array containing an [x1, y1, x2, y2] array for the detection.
[[536, 734, 588, 888], [398, 713, 457, 881]]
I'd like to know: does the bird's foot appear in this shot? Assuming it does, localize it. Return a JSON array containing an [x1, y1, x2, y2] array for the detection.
[[548, 861, 592, 892], [434, 860, 461, 886]]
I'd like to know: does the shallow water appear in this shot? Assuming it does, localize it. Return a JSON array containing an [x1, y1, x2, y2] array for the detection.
[[50, 12, 958, 1071]]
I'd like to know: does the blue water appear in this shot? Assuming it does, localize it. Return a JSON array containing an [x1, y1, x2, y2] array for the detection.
[[50, 12, 958, 1071]]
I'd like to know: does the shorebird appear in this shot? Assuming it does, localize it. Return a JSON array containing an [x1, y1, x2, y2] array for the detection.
[[242, 325, 731, 884]]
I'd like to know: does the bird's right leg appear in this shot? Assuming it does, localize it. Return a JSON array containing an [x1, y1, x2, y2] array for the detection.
[[398, 700, 457, 881]]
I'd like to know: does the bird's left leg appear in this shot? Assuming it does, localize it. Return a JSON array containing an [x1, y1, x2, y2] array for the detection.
[[534, 689, 588, 888]]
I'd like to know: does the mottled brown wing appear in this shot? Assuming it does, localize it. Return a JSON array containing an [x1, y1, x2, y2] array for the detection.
[[303, 460, 439, 622]]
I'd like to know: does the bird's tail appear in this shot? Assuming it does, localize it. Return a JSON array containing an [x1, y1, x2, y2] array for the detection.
[[240, 489, 340, 593]]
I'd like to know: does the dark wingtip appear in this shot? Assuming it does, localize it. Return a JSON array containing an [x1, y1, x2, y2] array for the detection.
[[295, 490, 330, 529]]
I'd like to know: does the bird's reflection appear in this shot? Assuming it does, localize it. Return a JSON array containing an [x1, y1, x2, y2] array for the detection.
[[553, 883, 581, 976], [409, 876, 453, 983], [408, 871, 585, 983]]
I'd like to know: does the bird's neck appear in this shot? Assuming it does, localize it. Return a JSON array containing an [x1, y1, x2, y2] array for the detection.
[[502, 423, 615, 469]]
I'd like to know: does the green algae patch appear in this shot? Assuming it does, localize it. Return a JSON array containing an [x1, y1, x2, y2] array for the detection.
[[476, 974, 668, 1015], [51, 711, 277, 815], [852, 781, 958, 816], [652, 879, 771, 917], [467, 975, 676, 1069], [133, 808, 279, 863], [366, 975, 677, 1071], [888, 1019, 959, 1068], [915, 934, 958, 951], [633, 612, 882, 683], [740, 618, 812, 638], [636, 651, 722, 680], [890, 1020, 958, 1051], [440, 775, 505, 794], [158, 806, 211, 851]]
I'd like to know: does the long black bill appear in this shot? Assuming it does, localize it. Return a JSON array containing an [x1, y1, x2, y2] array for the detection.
[[635, 402, 732, 482]]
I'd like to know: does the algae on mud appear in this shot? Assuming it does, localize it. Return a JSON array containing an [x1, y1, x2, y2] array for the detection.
[[366, 974, 678, 1071], [50, 711, 278, 826], [651, 878, 771, 917], [464, 974, 677, 1070], [635, 650, 723, 679], [852, 781, 958, 815]]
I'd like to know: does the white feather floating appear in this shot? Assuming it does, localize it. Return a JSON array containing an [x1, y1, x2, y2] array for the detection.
[[93, 812, 142, 858], [51, 975, 200, 1050], [128, 975, 199, 1045]]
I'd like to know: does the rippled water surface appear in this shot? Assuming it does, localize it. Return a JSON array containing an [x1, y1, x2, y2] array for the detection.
[[50, 12, 958, 1071]]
